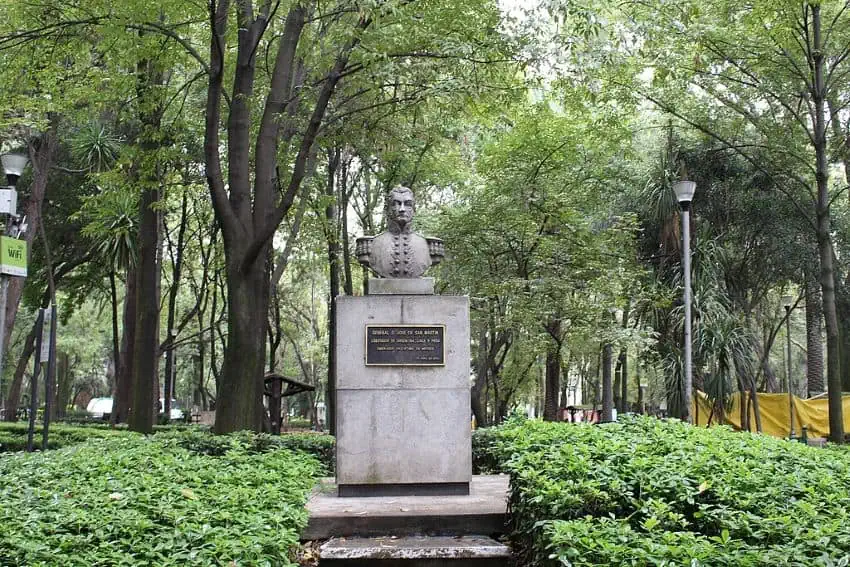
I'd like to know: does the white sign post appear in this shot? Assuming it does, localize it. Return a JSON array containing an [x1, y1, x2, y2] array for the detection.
[[40, 307, 52, 362]]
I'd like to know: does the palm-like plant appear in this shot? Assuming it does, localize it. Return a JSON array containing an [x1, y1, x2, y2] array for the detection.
[[68, 122, 122, 173], [79, 188, 138, 270], [76, 186, 138, 423], [697, 314, 756, 426]]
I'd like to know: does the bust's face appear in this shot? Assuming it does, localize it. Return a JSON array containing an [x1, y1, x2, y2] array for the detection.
[[389, 189, 415, 225]]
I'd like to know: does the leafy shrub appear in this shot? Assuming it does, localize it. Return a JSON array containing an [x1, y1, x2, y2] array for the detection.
[[152, 423, 210, 432], [158, 428, 335, 473], [483, 416, 850, 566], [0, 422, 129, 452], [284, 417, 312, 429], [0, 431, 321, 566], [473, 425, 511, 474], [275, 433, 335, 474], [56, 410, 100, 425]]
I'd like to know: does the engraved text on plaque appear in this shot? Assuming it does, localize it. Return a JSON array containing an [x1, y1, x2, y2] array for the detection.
[[365, 325, 445, 366]]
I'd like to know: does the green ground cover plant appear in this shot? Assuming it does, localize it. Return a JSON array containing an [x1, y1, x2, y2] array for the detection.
[[284, 417, 312, 429], [477, 416, 850, 566], [0, 431, 321, 566], [0, 422, 130, 452], [158, 428, 335, 473]]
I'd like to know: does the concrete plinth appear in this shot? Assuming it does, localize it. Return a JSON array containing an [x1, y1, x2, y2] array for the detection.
[[369, 277, 435, 295], [319, 535, 512, 566], [302, 475, 509, 540], [335, 295, 471, 492]]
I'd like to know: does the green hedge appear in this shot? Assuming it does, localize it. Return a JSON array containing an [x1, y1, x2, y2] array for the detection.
[[0, 431, 321, 566], [0, 422, 334, 471], [156, 428, 335, 474], [481, 415, 850, 566], [284, 417, 312, 429], [0, 422, 130, 452]]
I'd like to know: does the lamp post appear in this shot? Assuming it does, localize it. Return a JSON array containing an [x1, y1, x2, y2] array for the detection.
[[782, 295, 796, 439], [0, 153, 28, 417], [601, 308, 614, 422], [673, 179, 696, 424]]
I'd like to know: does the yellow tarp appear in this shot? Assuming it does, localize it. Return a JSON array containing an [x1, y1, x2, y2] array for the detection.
[[693, 390, 850, 439]]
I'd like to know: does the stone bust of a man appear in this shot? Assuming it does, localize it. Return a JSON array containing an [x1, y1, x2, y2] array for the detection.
[[356, 186, 444, 279]]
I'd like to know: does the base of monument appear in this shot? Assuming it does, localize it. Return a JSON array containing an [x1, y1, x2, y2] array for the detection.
[[368, 277, 434, 295], [302, 475, 508, 540], [319, 535, 512, 566], [339, 482, 469, 497]]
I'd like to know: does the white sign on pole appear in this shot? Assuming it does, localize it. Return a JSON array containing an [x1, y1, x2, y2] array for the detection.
[[40, 307, 52, 362]]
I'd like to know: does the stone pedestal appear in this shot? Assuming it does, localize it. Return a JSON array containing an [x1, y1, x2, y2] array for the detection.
[[368, 277, 434, 295], [335, 295, 471, 496]]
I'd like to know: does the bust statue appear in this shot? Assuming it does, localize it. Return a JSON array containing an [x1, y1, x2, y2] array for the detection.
[[356, 186, 444, 279]]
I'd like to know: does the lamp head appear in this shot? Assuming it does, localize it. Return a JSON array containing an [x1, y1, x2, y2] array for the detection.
[[1, 153, 28, 187], [782, 295, 794, 309], [672, 180, 697, 205]]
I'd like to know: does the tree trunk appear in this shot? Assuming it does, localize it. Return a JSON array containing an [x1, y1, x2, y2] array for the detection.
[[3, 320, 37, 421], [613, 356, 622, 413], [127, 49, 165, 434], [736, 369, 750, 432], [806, 263, 825, 395], [209, 271, 223, 403], [618, 348, 628, 412], [620, 302, 630, 411], [213, 246, 269, 433], [559, 381, 568, 413], [812, 4, 844, 443], [56, 352, 71, 419], [204, 3, 355, 433], [325, 148, 341, 435], [601, 337, 614, 422], [163, 192, 189, 421], [758, 339, 780, 393], [128, 183, 160, 434], [543, 317, 561, 421], [268, 288, 284, 372], [340, 158, 354, 296], [589, 355, 601, 407], [750, 373, 762, 433], [109, 270, 120, 397], [636, 362, 644, 414], [471, 323, 488, 428], [196, 308, 208, 410], [495, 395, 510, 424], [113, 267, 136, 424]]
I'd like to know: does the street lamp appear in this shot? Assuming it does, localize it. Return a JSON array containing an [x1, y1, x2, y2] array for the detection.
[[1, 153, 28, 187], [0, 153, 28, 418], [673, 179, 696, 424], [782, 294, 796, 439]]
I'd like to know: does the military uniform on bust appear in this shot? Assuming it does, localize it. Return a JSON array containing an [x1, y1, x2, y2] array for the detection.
[[356, 186, 444, 279]]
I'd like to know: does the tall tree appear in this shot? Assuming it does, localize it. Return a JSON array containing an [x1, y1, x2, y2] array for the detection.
[[203, 0, 513, 432], [439, 102, 645, 422], [569, 0, 850, 440]]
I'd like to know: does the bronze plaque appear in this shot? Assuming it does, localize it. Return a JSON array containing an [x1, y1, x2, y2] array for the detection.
[[365, 325, 445, 366]]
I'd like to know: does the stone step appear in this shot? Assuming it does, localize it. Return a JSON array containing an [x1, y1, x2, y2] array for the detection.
[[303, 475, 509, 540], [319, 535, 513, 566]]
